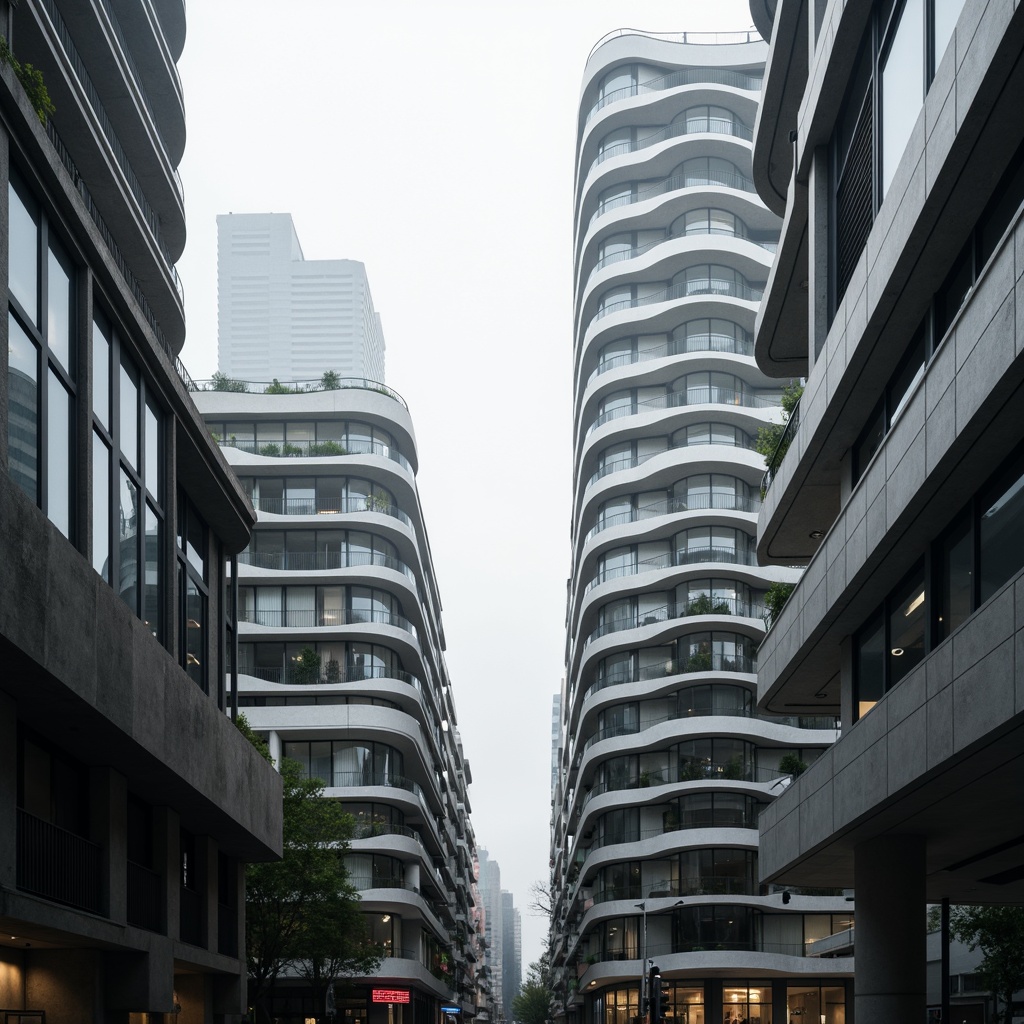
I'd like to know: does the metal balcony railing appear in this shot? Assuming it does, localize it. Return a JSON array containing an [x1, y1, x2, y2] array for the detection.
[[17, 808, 102, 913]]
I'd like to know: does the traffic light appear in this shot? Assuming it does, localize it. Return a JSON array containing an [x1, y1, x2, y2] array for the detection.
[[648, 964, 663, 1024]]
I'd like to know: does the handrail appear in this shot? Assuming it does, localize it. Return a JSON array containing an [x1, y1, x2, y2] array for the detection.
[[578, 759, 789, 811], [587, 333, 754, 384], [592, 277, 763, 327], [584, 493, 761, 543], [238, 547, 418, 583], [585, 61, 763, 121], [95, 0, 182, 200], [586, 386, 780, 438], [590, 170, 757, 229], [238, 606, 417, 637], [587, 433, 754, 486], [251, 495, 413, 528], [584, 545, 760, 597], [39, 0, 184, 284], [240, 662, 422, 690], [589, 232, 773, 281], [760, 396, 801, 495], [589, 116, 753, 178], [218, 436, 412, 472], [585, 595, 765, 644], [192, 376, 409, 409]]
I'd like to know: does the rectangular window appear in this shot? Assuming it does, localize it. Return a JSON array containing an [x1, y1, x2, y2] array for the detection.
[[8, 174, 78, 537], [91, 307, 165, 638], [178, 494, 210, 691], [936, 512, 972, 643], [880, 0, 925, 197], [979, 450, 1024, 603], [8, 312, 38, 501]]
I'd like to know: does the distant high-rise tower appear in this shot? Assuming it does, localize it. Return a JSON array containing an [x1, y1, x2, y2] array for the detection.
[[217, 212, 386, 381]]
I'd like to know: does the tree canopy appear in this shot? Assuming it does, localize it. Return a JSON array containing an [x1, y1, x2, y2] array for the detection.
[[512, 955, 553, 1024], [947, 905, 1024, 1024]]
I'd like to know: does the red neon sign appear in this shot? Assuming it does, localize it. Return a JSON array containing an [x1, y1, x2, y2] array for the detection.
[[373, 990, 411, 1004]]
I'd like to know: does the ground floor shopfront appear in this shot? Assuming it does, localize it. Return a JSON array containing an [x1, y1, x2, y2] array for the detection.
[[587, 978, 852, 1024], [254, 981, 469, 1024]]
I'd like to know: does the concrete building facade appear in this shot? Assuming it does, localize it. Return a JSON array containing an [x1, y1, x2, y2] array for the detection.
[[550, 29, 854, 1024], [217, 213, 386, 384], [194, 383, 481, 1024], [0, 0, 282, 1020], [748, 0, 1024, 1020]]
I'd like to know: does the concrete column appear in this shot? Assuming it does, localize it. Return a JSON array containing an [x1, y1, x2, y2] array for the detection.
[[156, 806, 179, 939], [0, 692, 17, 891], [90, 765, 127, 922], [854, 834, 926, 1022]]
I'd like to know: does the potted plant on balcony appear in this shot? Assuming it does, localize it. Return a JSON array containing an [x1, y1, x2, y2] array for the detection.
[[293, 646, 322, 686]]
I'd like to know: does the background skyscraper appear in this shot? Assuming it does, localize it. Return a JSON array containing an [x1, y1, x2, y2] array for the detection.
[[217, 212, 386, 381]]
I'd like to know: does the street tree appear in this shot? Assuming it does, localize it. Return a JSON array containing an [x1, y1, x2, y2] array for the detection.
[[238, 718, 381, 1023], [947, 905, 1024, 1024], [512, 957, 553, 1024]]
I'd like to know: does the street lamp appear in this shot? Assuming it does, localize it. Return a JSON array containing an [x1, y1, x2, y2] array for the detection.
[[634, 898, 684, 1022]]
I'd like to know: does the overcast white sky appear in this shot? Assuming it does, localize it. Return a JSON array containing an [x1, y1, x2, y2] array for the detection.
[[176, 0, 756, 969]]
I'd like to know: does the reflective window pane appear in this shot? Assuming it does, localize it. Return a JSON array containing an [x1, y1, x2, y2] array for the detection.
[[92, 431, 110, 580], [119, 355, 139, 469], [185, 575, 206, 688], [47, 243, 73, 375], [93, 317, 110, 428], [8, 180, 38, 321], [889, 567, 926, 686], [119, 469, 139, 611], [47, 369, 71, 538], [933, 0, 966, 68], [145, 503, 161, 639], [881, 0, 925, 196], [979, 452, 1024, 602], [145, 397, 160, 500], [8, 313, 38, 500]]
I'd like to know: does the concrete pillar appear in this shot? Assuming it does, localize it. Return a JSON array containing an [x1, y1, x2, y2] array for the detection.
[[0, 692, 17, 892], [854, 834, 926, 1022], [90, 766, 127, 922]]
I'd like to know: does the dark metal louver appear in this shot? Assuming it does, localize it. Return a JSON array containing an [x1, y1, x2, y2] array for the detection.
[[835, 97, 874, 305]]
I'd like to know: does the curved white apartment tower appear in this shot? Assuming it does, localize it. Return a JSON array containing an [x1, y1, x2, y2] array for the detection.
[[194, 381, 482, 1024], [551, 31, 854, 1024]]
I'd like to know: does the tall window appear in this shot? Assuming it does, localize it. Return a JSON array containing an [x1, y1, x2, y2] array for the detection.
[[7, 173, 77, 538], [832, 0, 967, 312], [178, 494, 208, 690], [92, 308, 164, 638]]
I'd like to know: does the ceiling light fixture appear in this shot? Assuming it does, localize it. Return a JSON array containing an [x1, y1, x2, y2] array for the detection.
[[815, 691, 827, 699], [809, 530, 824, 539], [891, 647, 904, 657], [905, 591, 925, 615]]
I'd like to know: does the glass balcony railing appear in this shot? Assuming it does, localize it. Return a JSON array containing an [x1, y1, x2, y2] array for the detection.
[[251, 495, 413, 528], [239, 662, 422, 690], [587, 387, 779, 437], [584, 493, 762, 543], [589, 233, 777, 285], [238, 548, 417, 582], [585, 595, 765, 644], [585, 546, 760, 597], [590, 170, 757, 229], [585, 65, 763, 123], [193, 376, 408, 409], [592, 277, 764, 329], [238, 606, 417, 637], [590, 117, 753, 179], [220, 436, 413, 472]]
